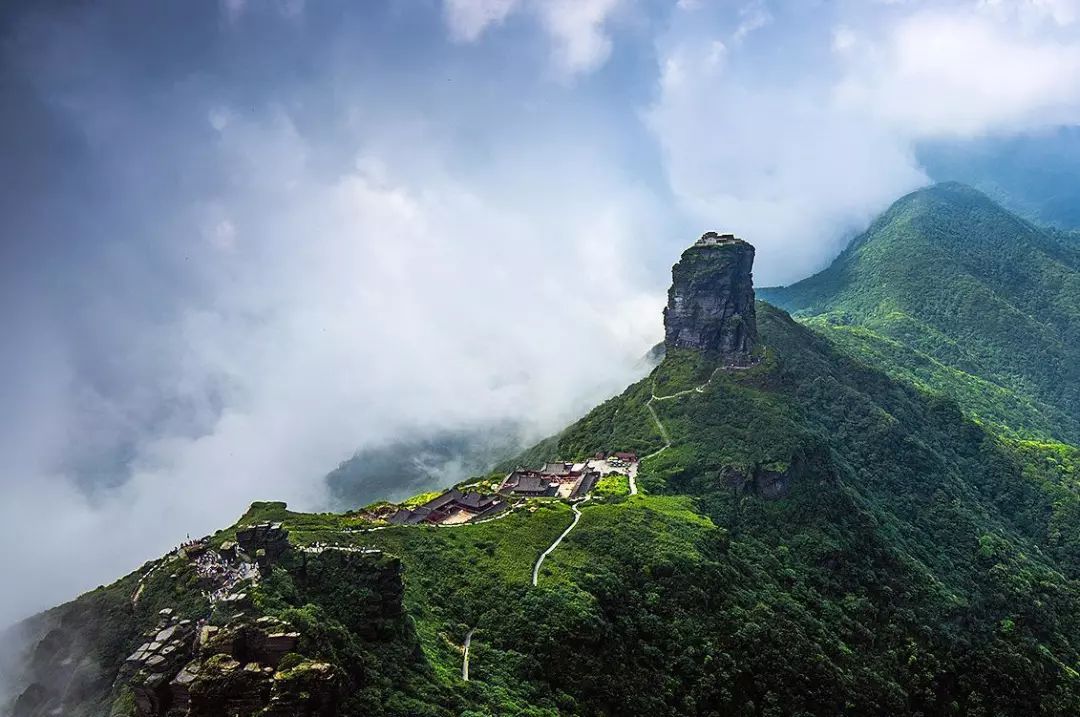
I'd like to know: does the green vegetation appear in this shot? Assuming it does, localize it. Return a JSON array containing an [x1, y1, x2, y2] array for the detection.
[[10, 182, 1080, 716], [509, 376, 665, 469], [222, 296, 1080, 715], [759, 182, 1080, 443], [591, 473, 630, 501], [651, 348, 717, 397]]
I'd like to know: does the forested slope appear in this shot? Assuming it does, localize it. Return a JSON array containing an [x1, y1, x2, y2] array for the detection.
[[759, 182, 1080, 443]]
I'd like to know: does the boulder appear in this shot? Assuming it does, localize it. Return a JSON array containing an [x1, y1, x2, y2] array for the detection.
[[235, 523, 289, 567]]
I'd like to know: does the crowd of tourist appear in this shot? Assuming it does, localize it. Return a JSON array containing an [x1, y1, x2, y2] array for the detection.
[[192, 549, 260, 604], [301, 541, 381, 555]]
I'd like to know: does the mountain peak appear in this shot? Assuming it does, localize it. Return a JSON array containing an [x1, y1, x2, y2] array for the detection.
[[758, 185, 1080, 442], [885, 181, 1001, 218], [663, 232, 758, 363]]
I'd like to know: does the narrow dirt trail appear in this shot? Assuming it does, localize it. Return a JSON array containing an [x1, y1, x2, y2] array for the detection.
[[532, 496, 590, 586], [462, 627, 476, 681]]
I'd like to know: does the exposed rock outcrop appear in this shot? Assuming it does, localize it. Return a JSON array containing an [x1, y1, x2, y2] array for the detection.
[[121, 612, 333, 717], [235, 522, 290, 568], [664, 232, 758, 364], [100, 547, 406, 717], [721, 464, 793, 500]]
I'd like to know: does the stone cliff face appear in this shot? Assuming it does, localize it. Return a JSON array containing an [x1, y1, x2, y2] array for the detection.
[[5, 523, 407, 717], [663, 232, 758, 363]]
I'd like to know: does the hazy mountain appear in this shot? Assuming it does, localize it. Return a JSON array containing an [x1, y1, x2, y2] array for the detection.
[[324, 425, 526, 508], [920, 129, 1080, 229]]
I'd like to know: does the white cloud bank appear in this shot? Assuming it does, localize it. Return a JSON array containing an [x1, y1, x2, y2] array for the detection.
[[444, 0, 520, 41], [0, 109, 665, 624], [648, 0, 1080, 284], [837, 7, 1080, 136]]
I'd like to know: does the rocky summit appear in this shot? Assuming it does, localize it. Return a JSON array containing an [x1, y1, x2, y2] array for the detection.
[[663, 232, 758, 364]]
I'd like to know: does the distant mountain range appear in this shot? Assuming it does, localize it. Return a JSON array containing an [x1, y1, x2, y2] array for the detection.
[[324, 425, 527, 507], [921, 128, 1080, 229], [6, 183, 1080, 717]]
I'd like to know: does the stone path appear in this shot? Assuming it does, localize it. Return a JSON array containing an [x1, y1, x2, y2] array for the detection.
[[640, 398, 673, 465], [301, 544, 382, 555], [131, 559, 169, 607], [462, 627, 476, 681], [640, 368, 724, 469], [134, 541, 206, 597], [532, 496, 590, 586]]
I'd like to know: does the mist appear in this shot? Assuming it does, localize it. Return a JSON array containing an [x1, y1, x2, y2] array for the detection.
[[4, 0, 1080, 632]]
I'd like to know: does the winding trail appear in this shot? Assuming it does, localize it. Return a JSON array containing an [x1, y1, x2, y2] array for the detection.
[[532, 496, 590, 586], [650, 373, 716, 402], [131, 557, 171, 606], [350, 364, 740, 586], [640, 392, 675, 465], [462, 627, 476, 681], [640, 367, 724, 466]]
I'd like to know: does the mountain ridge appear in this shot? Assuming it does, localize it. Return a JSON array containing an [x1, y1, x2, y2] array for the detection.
[[759, 181, 1080, 444], [5, 190, 1080, 716]]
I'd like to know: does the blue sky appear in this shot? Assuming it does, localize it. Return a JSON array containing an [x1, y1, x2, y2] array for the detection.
[[4, 0, 1080, 625]]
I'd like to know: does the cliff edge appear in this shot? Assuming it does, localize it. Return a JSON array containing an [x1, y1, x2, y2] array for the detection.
[[663, 232, 758, 364]]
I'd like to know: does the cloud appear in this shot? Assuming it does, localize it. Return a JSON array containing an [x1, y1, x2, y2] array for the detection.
[[442, 0, 623, 76], [983, 0, 1080, 28], [279, 0, 306, 20], [535, 0, 623, 75], [836, 7, 1080, 136], [444, 0, 521, 41], [0, 134, 665, 620], [646, 0, 1080, 284], [221, 0, 247, 24], [0, 4, 667, 625], [732, 0, 772, 43], [831, 24, 856, 53], [9, 0, 1080, 634], [646, 30, 926, 284]]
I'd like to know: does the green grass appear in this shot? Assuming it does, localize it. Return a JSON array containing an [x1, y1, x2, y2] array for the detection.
[[536, 494, 716, 584], [591, 472, 630, 500], [804, 318, 1076, 441], [650, 348, 717, 397]]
